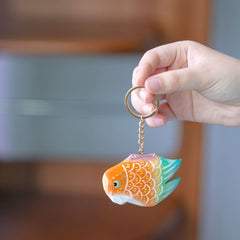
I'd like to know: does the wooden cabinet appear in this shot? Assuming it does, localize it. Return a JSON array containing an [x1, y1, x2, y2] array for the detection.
[[0, 1, 210, 239]]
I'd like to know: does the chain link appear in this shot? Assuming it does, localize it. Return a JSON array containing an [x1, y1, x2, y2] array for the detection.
[[138, 115, 145, 155]]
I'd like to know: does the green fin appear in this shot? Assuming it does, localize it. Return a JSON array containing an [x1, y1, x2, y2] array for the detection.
[[161, 178, 181, 201], [160, 157, 182, 182]]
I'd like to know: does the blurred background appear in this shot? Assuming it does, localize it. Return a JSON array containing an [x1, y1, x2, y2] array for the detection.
[[0, 0, 239, 240]]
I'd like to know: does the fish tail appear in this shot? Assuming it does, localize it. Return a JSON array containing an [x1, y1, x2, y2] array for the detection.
[[161, 178, 181, 201], [161, 157, 181, 182]]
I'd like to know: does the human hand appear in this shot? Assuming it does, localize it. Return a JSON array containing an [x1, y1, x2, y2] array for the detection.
[[131, 41, 240, 127]]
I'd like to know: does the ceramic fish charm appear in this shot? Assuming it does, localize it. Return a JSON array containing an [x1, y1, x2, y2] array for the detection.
[[102, 153, 181, 207]]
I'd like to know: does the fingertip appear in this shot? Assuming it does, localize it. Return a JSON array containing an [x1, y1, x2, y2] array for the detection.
[[135, 64, 152, 86], [132, 66, 139, 86], [139, 89, 154, 103], [145, 114, 167, 127], [142, 104, 168, 127], [154, 115, 167, 126], [131, 90, 144, 114], [142, 103, 155, 115], [145, 77, 162, 94]]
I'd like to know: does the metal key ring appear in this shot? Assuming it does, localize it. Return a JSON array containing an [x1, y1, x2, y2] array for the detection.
[[124, 86, 159, 119]]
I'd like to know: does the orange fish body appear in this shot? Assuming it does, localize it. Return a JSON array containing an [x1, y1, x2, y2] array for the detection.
[[102, 153, 181, 207]]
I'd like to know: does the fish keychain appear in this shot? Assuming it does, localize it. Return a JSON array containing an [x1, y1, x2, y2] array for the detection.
[[102, 86, 181, 207]]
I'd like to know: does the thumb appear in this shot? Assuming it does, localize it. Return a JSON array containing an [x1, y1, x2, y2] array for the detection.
[[145, 68, 205, 94]]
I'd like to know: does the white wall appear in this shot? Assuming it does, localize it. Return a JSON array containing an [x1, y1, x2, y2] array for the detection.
[[199, 0, 240, 239], [0, 55, 181, 160]]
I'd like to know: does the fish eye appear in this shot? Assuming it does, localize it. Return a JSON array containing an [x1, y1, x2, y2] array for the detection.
[[113, 180, 121, 188]]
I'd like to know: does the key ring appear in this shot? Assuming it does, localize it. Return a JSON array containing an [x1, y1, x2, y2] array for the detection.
[[124, 86, 159, 119], [102, 85, 181, 208]]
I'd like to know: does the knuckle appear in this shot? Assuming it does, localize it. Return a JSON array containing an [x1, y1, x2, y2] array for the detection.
[[174, 72, 182, 89], [159, 77, 168, 91], [142, 49, 154, 59], [183, 40, 198, 47], [161, 71, 179, 92], [141, 50, 159, 66]]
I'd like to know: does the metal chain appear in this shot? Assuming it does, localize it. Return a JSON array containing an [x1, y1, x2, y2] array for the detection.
[[138, 115, 145, 155]]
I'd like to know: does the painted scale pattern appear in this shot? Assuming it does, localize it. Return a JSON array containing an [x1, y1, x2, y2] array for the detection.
[[102, 153, 181, 207]]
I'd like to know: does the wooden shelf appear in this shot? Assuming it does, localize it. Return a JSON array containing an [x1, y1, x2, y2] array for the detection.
[[0, 21, 157, 54], [0, 0, 210, 54], [0, 194, 185, 240]]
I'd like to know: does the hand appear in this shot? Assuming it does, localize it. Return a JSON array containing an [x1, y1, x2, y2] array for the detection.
[[131, 41, 240, 127]]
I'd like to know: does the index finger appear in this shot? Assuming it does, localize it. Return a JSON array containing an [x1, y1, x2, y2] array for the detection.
[[133, 41, 189, 86]]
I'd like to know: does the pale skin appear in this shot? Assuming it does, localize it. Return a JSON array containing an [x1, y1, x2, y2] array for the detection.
[[131, 41, 240, 127]]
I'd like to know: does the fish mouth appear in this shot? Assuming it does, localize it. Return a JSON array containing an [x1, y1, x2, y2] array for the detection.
[[102, 173, 108, 193], [108, 194, 127, 205]]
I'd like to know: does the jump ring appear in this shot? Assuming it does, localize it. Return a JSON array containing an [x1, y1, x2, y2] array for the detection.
[[124, 86, 159, 119]]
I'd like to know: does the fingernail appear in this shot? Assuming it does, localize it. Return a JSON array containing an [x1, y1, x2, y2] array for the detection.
[[139, 89, 146, 101], [142, 104, 152, 114], [147, 77, 161, 93], [154, 118, 164, 126]]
